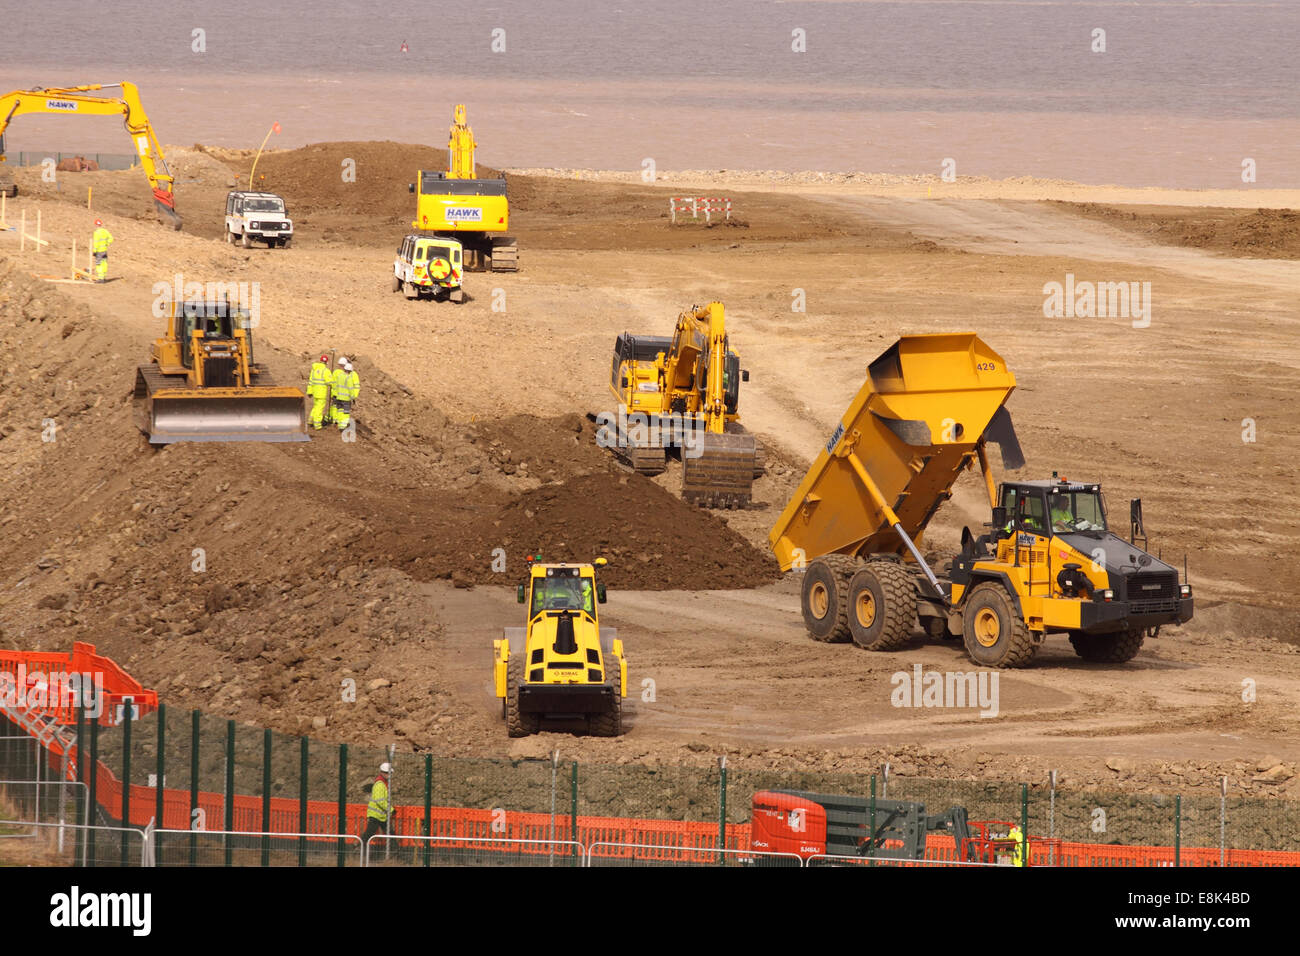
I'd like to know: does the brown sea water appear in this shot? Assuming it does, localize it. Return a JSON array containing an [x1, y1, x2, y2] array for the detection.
[[3, 0, 1297, 187]]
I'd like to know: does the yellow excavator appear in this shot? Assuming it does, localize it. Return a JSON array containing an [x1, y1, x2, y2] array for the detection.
[[133, 298, 307, 443], [600, 301, 764, 508], [409, 104, 517, 271], [0, 83, 180, 228]]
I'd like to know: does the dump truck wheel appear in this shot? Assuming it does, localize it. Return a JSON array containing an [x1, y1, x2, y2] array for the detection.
[[962, 582, 1037, 668], [505, 656, 538, 737], [802, 555, 856, 643], [1068, 629, 1144, 663], [846, 562, 914, 651]]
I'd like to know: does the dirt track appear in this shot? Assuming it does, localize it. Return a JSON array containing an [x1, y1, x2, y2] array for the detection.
[[2, 145, 1299, 800]]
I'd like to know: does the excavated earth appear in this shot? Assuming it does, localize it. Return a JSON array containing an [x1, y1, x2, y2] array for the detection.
[[2, 144, 1300, 828]]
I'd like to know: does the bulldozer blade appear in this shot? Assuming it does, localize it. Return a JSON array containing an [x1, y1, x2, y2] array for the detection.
[[142, 391, 308, 444], [682, 431, 757, 508]]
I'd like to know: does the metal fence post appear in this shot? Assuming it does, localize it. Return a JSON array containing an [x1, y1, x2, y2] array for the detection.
[[121, 698, 132, 868], [189, 710, 199, 866], [336, 743, 348, 868], [88, 717, 99, 867], [423, 754, 432, 868], [1020, 783, 1028, 867], [1175, 795, 1181, 867], [75, 703, 86, 865], [570, 761, 578, 862], [717, 755, 728, 865], [1219, 777, 1227, 867], [261, 728, 272, 867], [1048, 770, 1058, 867], [299, 736, 309, 867], [869, 774, 877, 867], [224, 720, 235, 867], [155, 703, 165, 833]]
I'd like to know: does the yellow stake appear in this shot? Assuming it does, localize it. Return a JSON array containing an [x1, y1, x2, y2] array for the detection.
[[248, 122, 282, 189]]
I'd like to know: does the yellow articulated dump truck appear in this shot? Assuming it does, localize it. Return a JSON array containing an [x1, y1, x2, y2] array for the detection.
[[493, 556, 626, 737], [768, 333, 1193, 668]]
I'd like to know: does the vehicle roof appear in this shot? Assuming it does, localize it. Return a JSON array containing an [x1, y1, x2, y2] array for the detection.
[[402, 233, 461, 244], [1005, 480, 1101, 492], [228, 191, 285, 200]]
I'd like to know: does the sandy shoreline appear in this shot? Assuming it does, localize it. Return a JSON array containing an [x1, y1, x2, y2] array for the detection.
[[505, 167, 1300, 209]]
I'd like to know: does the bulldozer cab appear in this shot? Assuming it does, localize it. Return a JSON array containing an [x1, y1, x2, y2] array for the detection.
[[176, 301, 248, 369]]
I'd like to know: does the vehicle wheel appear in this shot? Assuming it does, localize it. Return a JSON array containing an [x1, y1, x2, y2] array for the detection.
[[1068, 629, 1144, 663], [801, 554, 857, 643], [282, 238, 292, 249], [846, 562, 914, 650], [961, 582, 1038, 668], [590, 658, 623, 737], [391, 274, 402, 293], [505, 656, 538, 737], [450, 288, 465, 304], [225, 228, 233, 244], [240, 231, 251, 248], [402, 281, 418, 300]]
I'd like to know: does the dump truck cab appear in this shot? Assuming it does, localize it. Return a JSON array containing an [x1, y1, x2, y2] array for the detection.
[[951, 477, 1193, 664], [493, 557, 626, 737]]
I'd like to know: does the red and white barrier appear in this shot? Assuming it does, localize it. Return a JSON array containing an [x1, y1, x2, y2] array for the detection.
[[670, 196, 732, 223]]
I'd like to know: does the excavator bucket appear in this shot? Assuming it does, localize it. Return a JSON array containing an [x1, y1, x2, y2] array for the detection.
[[154, 189, 182, 230], [135, 369, 307, 443], [682, 430, 758, 508]]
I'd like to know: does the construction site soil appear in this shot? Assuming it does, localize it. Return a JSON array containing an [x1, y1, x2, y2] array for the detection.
[[3, 143, 1300, 819]]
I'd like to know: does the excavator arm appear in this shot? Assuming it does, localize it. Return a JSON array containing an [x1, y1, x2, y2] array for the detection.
[[447, 103, 476, 179], [0, 83, 180, 228]]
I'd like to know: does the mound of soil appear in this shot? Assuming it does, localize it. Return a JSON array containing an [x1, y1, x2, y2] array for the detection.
[[407, 472, 778, 590], [1060, 202, 1300, 259]]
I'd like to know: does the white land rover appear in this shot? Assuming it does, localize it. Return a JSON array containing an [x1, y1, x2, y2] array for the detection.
[[225, 191, 294, 248]]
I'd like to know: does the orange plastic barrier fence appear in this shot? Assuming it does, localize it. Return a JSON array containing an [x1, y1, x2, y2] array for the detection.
[[0, 641, 158, 726]]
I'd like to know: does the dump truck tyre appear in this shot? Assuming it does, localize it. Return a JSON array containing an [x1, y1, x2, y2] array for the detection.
[[1069, 629, 1144, 663], [802, 555, 856, 643], [962, 582, 1037, 668], [505, 656, 538, 737], [846, 562, 914, 651]]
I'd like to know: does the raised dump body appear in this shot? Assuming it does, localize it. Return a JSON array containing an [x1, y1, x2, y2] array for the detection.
[[769, 333, 1020, 573]]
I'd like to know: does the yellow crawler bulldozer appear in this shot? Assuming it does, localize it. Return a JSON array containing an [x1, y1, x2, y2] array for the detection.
[[133, 299, 307, 443], [599, 301, 764, 508]]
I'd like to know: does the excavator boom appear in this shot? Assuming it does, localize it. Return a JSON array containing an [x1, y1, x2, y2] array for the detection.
[[0, 82, 180, 228]]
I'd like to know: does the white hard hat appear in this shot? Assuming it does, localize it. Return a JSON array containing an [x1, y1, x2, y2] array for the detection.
[[342, 360, 353, 371], [380, 762, 392, 774], [337, 356, 349, 365]]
